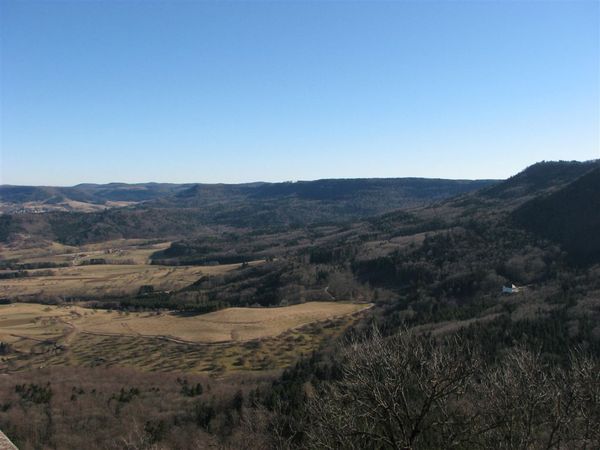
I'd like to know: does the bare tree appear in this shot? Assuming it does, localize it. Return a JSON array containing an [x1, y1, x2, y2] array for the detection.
[[306, 327, 482, 449], [477, 346, 600, 450], [306, 330, 600, 450], [569, 349, 600, 448], [478, 348, 568, 449]]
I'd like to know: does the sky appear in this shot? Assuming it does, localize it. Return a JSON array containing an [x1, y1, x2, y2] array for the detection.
[[1, 1, 598, 186]]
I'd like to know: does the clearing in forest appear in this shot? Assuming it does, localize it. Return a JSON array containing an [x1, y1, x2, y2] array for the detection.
[[0, 261, 262, 299], [0, 301, 369, 345]]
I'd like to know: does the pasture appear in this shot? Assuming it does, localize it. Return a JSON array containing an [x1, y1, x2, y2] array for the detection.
[[72, 301, 366, 342], [0, 238, 171, 265], [0, 302, 370, 374], [0, 263, 261, 298], [0, 302, 367, 344]]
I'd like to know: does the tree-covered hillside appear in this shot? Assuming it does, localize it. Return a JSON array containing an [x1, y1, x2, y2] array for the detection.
[[513, 166, 600, 265], [0, 177, 496, 244]]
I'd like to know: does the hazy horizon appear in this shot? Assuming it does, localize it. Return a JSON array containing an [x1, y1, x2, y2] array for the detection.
[[1, 1, 598, 185], [4, 157, 600, 188], [2, 157, 596, 188]]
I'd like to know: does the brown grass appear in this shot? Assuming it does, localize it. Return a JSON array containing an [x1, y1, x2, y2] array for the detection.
[[0, 302, 371, 374], [77, 301, 368, 342], [0, 261, 263, 299], [0, 238, 171, 265], [0, 302, 368, 344]]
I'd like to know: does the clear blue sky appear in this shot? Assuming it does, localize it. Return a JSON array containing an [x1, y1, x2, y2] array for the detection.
[[1, 1, 598, 185]]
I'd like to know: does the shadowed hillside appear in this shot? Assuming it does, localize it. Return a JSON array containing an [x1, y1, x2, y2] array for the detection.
[[0, 183, 193, 204], [479, 160, 598, 200], [513, 167, 600, 265], [0, 177, 496, 244]]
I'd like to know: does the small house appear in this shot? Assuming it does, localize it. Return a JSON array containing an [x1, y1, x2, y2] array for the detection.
[[502, 284, 520, 294]]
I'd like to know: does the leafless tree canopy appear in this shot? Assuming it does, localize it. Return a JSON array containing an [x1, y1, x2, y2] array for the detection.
[[306, 328, 600, 450]]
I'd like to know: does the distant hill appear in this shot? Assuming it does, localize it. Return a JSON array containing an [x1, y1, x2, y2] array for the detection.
[[479, 160, 599, 201], [249, 178, 493, 201], [512, 166, 600, 265], [1, 178, 495, 207], [0, 183, 193, 207], [4, 161, 599, 248], [0, 177, 496, 244], [155, 178, 497, 216]]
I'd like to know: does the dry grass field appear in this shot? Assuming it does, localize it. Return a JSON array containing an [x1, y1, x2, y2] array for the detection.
[[1, 238, 266, 299], [0, 303, 71, 344], [0, 302, 371, 374], [75, 301, 366, 342], [0, 240, 78, 262], [0, 238, 171, 265], [0, 302, 367, 343], [0, 262, 261, 299], [0, 239, 372, 376]]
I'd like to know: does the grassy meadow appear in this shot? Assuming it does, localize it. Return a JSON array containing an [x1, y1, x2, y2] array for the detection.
[[0, 239, 266, 299], [0, 302, 370, 375], [0, 262, 265, 299]]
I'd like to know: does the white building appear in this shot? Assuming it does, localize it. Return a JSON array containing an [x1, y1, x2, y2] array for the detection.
[[502, 284, 520, 294]]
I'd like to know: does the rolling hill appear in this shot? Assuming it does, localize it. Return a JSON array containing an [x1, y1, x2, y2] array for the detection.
[[0, 177, 496, 244], [513, 166, 600, 265]]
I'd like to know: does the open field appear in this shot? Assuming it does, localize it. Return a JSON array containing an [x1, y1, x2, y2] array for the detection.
[[0, 303, 70, 344], [0, 302, 371, 374], [0, 238, 171, 265], [0, 240, 78, 262], [0, 199, 138, 214], [0, 302, 368, 344], [0, 261, 263, 299], [74, 301, 366, 342]]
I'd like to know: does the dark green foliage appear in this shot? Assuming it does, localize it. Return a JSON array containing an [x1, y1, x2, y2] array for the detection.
[[15, 383, 53, 404], [105, 387, 142, 416], [0, 270, 29, 279], [231, 390, 243, 412], [0, 342, 10, 355], [513, 167, 600, 265], [0, 261, 69, 270], [253, 272, 283, 306], [459, 309, 600, 362], [0, 215, 14, 241], [193, 400, 215, 429], [137, 285, 155, 296], [144, 419, 168, 444], [481, 160, 598, 199], [177, 378, 203, 397]]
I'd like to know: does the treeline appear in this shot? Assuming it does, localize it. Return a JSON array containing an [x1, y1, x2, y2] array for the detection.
[[0, 270, 55, 279], [0, 261, 68, 271]]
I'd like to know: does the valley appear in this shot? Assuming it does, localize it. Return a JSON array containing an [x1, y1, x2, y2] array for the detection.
[[3, 3, 597, 446], [1, 161, 599, 449]]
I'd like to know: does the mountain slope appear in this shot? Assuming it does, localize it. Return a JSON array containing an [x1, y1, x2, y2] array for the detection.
[[512, 167, 600, 265], [479, 160, 598, 201]]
